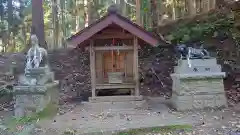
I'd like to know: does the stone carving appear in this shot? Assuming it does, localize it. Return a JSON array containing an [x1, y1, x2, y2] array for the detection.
[[175, 44, 210, 67], [19, 34, 52, 86], [25, 34, 48, 73], [13, 34, 59, 118]]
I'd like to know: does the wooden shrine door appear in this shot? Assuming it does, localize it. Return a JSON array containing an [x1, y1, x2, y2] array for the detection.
[[103, 51, 126, 78]]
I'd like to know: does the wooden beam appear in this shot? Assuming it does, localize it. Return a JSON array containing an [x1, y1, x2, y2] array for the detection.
[[94, 33, 134, 39], [94, 46, 134, 51], [133, 36, 139, 96], [100, 29, 126, 34], [90, 39, 96, 97]]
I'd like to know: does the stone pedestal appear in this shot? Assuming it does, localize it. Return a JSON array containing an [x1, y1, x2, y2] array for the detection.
[[13, 68, 59, 117], [171, 58, 228, 111]]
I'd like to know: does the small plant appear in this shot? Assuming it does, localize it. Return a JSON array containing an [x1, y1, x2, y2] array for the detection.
[[7, 103, 57, 132], [61, 129, 77, 135], [115, 124, 192, 135]]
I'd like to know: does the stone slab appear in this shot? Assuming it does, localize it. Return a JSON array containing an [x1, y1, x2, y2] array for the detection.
[[89, 96, 143, 103], [171, 72, 225, 79], [13, 81, 59, 95], [174, 65, 222, 74], [172, 78, 225, 96], [82, 100, 147, 111], [171, 93, 228, 111], [177, 58, 217, 67]]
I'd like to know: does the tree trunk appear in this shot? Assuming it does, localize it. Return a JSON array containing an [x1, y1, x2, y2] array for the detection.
[[52, 0, 59, 49], [60, 0, 67, 48], [7, 0, 13, 51], [136, 0, 141, 25], [87, 0, 94, 25], [188, 0, 196, 16], [150, 0, 158, 33], [122, 0, 127, 16], [32, 0, 47, 48], [19, 0, 27, 47], [172, 0, 176, 20], [84, 0, 88, 27], [0, 0, 3, 21]]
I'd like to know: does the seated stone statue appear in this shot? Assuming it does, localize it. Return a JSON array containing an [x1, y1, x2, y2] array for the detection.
[[19, 34, 52, 85], [25, 34, 49, 74]]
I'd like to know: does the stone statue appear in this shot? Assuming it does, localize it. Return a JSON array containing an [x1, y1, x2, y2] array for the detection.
[[25, 34, 48, 74], [19, 34, 52, 85], [175, 44, 210, 67]]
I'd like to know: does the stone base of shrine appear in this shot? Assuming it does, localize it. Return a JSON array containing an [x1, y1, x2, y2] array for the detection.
[[170, 73, 228, 111], [171, 93, 228, 111], [13, 81, 59, 118], [89, 95, 143, 103]]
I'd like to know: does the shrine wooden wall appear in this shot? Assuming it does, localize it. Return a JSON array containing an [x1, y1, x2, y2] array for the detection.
[[95, 50, 134, 84]]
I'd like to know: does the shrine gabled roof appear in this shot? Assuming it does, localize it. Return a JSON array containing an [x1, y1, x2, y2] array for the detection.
[[67, 6, 167, 48]]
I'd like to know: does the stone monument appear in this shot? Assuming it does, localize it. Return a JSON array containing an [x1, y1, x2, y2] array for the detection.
[[13, 34, 59, 117], [171, 45, 227, 111]]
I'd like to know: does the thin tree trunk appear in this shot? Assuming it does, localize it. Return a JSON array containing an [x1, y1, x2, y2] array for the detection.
[[0, 0, 5, 53], [19, 0, 27, 47], [87, 0, 93, 25], [122, 0, 127, 16], [7, 0, 13, 51], [188, 0, 196, 16], [75, 0, 80, 31], [150, 0, 158, 33], [0, 0, 3, 21], [52, 0, 59, 49], [84, 0, 88, 27], [60, 0, 67, 48], [32, 0, 47, 48], [136, 0, 141, 25], [172, 0, 176, 20]]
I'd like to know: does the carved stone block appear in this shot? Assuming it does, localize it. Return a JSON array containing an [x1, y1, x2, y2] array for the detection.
[[171, 58, 227, 111]]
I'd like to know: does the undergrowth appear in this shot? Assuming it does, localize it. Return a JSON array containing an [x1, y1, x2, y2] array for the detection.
[[115, 125, 192, 135], [7, 103, 57, 132], [165, 12, 237, 44]]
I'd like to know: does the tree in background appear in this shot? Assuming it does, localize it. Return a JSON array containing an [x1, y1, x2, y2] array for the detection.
[[0, 0, 217, 53], [32, 0, 46, 49]]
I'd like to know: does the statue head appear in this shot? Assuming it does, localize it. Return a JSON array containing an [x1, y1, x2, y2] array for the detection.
[[30, 34, 39, 48]]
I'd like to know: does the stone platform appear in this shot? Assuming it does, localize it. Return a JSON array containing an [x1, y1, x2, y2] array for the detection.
[[171, 58, 228, 111], [13, 68, 59, 117]]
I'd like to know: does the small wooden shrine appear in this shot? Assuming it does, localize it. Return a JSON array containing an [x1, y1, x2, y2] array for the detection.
[[67, 5, 161, 102]]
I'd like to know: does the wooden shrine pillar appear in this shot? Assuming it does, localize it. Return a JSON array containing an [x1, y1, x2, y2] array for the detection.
[[133, 37, 139, 96], [90, 39, 96, 97]]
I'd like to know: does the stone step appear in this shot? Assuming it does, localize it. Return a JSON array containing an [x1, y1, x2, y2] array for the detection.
[[82, 100, 147, 111], [89, 96, 143, 103]]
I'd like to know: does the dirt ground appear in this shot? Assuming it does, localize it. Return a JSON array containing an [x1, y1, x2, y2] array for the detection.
[[0, 100, 239, 135], [0, 99, 236, 135]]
